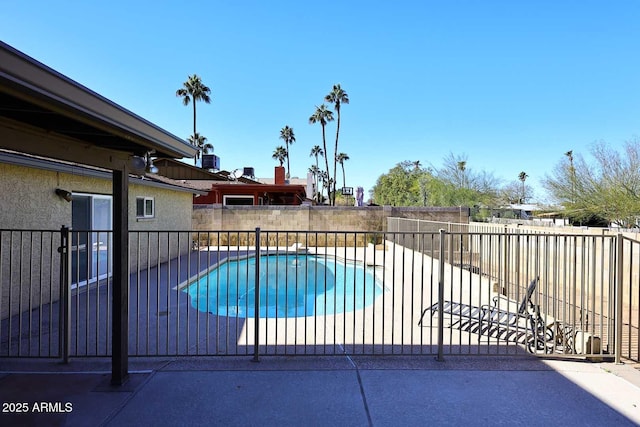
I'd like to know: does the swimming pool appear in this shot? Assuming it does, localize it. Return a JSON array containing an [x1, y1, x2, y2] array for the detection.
[[184, 253, 382, 318]]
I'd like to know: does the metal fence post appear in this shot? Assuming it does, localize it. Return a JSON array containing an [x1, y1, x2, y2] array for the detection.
[[58, 226, 71, 363], [615, 234, 624, 364], [252, 227, 261, 362], [437, 229, 446, 362]]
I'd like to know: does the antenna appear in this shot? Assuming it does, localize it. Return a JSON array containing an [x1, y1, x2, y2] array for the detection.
[[230, 169, 243, 181]]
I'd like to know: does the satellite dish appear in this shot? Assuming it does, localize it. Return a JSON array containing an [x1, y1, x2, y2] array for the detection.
[[231, 169, 243, 180]]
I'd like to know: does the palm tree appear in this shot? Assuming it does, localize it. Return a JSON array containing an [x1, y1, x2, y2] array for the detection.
[[272, 146, 287, 167], [565, 150, 575, 203], [318, 170, 329, 203], [518, 171, 529, 203], [325, 84, 349, 205], [279, 126, 296, 179], [309, 165, 320, 201], [310, 145, 324, 201], [176, 75, 212, 159], [187, 133, 213, 166], [457, 161, 467, 189], [309, 105, 334, 202], [336, 152, 350, 189]]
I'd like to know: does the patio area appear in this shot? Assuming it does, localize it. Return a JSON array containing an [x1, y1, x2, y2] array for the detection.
[[1, 355, 640, 426]]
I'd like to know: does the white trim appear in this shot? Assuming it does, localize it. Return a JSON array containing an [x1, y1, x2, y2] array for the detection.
[[136, 196, 155, 218], [222, 195, 254, 206]]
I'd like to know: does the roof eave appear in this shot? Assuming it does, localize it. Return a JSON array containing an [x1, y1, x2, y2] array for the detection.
[[0, 42, 196, 159]]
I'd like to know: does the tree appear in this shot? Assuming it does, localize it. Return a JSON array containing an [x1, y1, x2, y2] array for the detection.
[[308, 165, 321, 201], [272, 146, 287, 167], [457, 161, 467, 189], [318, 170, 329, 203], [371, 162, 425, 206], [438, 153, 469, 189], [325, 84, 349, 206], [187, 133, 213, 166], [279, 125, 296, 179], [565, 150, 575, 203], [543, 140, 640, 228], [518, 171, 529, 203], [336, 152, 350, 189], [372, 157, 501, 209], [309, 105, 334, 202], [310, 145, 324, 202], [500, 181, 533, 205], [176, 75, 212, 161]]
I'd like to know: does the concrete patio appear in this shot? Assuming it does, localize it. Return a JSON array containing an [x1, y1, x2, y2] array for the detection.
[[1, 355, 640, 426]]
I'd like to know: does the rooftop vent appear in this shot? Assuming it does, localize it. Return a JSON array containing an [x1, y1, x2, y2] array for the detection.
[[243, 167, 255, 178]]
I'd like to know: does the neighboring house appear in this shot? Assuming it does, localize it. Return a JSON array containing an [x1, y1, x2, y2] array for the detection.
[[155, 159, 307, 206], [204, 166, 306, 205], [490, 204, 540, 220], [257, 170, 315, 201]]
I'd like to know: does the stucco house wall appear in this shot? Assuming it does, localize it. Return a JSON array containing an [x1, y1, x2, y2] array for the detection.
[[0, 162, 193, 230], [0, 159, 195, 319]]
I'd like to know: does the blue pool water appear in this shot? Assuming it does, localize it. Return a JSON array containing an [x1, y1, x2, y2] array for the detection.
[[185, 254, 382, 318]]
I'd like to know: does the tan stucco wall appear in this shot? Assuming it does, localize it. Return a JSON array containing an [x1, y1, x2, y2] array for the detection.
[[0, 163, 193, 319], [0, 162, 193, 230]]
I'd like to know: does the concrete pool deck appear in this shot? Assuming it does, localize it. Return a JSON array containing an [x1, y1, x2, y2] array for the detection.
[[1, 355, 640, 426]]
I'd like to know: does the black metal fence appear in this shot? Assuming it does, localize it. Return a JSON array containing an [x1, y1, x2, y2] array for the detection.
[[0, 226, 635, 361]]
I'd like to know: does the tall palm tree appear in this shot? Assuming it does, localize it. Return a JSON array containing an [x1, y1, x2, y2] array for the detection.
[[176, 75, 212, 158], [318, 170, 329, 203], [187, 133, 213, 166], [565, 150, 575, 203], [310, 145, 324, 201], [309, 165, 320, 201], [272, 146, 287, 167], [336, 152, 350, 189], [518, 171, 529, 203], [309, 105, 334, 202], [325, 84, 349, 205], [279, 126, 296, 179], [457, 161, 467, 189]]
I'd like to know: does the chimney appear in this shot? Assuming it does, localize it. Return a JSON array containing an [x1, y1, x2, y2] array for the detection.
[[275, 166, 286, 185]]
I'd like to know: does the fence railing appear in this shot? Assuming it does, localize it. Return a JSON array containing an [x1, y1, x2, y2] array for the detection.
[[1, 226, 635, 361]]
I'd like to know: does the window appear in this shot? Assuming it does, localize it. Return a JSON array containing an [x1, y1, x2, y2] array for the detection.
[[136, 197, 155, 218], [223, 195, 254, 206]]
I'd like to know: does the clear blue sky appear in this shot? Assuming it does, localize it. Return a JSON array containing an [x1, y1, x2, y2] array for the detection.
[[3, 1, 640, 202]]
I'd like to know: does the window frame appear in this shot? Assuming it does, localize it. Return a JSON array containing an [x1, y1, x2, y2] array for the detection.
[[222, 195, 254, 206], [136, 196, 155, 218]]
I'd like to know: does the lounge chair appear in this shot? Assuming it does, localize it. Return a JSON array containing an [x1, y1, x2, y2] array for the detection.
[[480, 277, 556, 353], [418, 300, 484, 328], [419, 277, 555, 353], [481, 277, 539, 326], [417, 278, 538, 328]]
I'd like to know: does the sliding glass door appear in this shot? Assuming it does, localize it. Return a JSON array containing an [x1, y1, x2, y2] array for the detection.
[[71, 194, 112, 287]]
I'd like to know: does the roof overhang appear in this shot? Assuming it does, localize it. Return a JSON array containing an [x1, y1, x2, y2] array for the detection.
[[0, 41, 196, 170], [210, 183, 306, 193], [0, 149, 207, 196]]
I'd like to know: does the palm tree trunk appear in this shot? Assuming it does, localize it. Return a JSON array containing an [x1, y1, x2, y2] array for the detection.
[[322, 125, 330, 204], [332, 109, 340, 206], [286, 142, 290, 180], [315, 156, 320, 202], [192, 103, 198, 165]]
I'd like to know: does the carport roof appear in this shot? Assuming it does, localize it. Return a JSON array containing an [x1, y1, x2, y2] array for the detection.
[[0, 41, 196, 163]]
